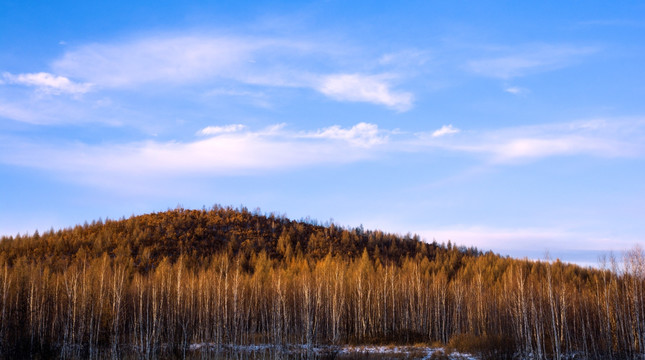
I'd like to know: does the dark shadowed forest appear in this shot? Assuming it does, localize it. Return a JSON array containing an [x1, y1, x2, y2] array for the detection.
[[0, 206, 643, 359]]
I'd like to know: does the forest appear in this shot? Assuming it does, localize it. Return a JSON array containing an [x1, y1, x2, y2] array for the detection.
[[0, 205, 643, 359]]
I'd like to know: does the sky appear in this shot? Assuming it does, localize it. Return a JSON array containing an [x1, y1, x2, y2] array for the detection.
[[1, 1, 644, 267]]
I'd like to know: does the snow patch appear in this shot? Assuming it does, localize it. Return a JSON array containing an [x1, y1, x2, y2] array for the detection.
[[188, 343, 479, 359]]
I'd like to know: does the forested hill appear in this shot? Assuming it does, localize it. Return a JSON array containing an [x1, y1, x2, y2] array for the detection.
[[1, 206, 642, 360], [0, 205, 484, 275]]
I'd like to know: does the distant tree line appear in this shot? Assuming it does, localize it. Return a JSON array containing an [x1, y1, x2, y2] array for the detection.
[[0, 206, 643, 359]]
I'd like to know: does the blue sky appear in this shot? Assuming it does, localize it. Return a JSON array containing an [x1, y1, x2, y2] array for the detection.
[[1, 1, 644, 266]]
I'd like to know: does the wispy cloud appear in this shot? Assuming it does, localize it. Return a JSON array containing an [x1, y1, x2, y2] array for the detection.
[[466, 44, 598, 79], [2, 72, 92, 95], [0, 101, 40, 123], [504, 86, 528, 95], [0, 123, 387, 188], [0, 31, 418, 127], [317, 74, 413, 111], [483, 123, 641, 163], [488, 137, 607, 162], [432, 124, 460, 137], [378, 49, 431, 67], [53, 35, 262, 87], [419, 118, 645, 163], [300, 122, 388, 147], [2, 118, 643, 190], [197, 124, 247, 136], [48, 33, 414, 110], [0, 97, 95, 125]]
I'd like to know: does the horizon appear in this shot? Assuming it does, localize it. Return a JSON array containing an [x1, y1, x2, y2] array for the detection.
[[1, 1, 644, 267]]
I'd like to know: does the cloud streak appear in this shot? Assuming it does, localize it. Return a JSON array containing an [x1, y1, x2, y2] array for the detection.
[[317, 74, 413, 111], [53, 35, 268, 87], [48, 33, 414, 110], [504, 86, 528, 95], [0, 123, 389, 189], [432, 124, 460, 137], [2, 72, 92, 95], [466, 44, 598, 79], [2, 118, 643, 190], [197, 124, 247, 136], [418, 118, 645, 163], [300, 122, 388, 147]]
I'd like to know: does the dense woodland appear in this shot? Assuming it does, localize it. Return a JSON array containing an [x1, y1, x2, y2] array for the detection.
[[0, 206, 643, 359]]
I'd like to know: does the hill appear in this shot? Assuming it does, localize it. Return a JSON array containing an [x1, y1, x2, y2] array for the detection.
[[0, 206, 642, 359], [0, 205, 480, 275]]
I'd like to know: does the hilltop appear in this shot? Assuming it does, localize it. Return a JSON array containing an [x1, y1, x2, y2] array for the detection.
[[0, 205, 482, 275]]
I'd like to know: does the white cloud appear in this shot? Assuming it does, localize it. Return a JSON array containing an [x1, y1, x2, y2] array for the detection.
[[0, 98, 92, 125], [52, 35, 263, 87], [432, 124, 460, 137], [504, 86, 528, 95], [491, 137, 603, 161], [2, 72, 92, 95], [0, 123, 385, 188], [467, 44, 598, 79], [301, 122, 388, 147], [3, 118, 642, 189], [48, 34, 413, 110], [482, 122, 641, 163], [0, 101, 40, 123], [420, 119, 644, 163], [317, 74, 413, 111], [197, 124, 247, 136], [570, 119, 606, 130]]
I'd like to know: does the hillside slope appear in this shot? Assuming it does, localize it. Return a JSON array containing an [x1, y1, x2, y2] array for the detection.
[[0, 206, 642, 360], [0, 206, 479, 274]]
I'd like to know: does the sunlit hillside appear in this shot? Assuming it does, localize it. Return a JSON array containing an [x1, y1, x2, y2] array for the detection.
[[0, 206, 643, 359]]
